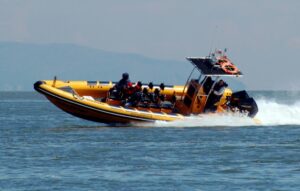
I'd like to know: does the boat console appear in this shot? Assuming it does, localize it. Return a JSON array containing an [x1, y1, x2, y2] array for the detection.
[[176, 50, 258, 117]]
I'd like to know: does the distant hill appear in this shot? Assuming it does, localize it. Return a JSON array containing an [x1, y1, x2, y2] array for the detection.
[[0, 42, 192, 91]]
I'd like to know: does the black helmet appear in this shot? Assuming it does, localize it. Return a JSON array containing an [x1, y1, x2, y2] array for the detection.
[[148, 82, 153, 89], [122, 73, 129, 80], [137, 81, 142, 87], [160, 83, 165, 90]]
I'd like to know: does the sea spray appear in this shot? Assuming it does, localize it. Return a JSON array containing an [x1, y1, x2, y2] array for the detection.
[[136, 99, 300, 127], [256, 99, 300, 125]]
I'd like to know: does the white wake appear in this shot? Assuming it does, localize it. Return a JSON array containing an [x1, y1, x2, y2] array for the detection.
[[138, 99, 300, 127], [255, 99, 300, 126]]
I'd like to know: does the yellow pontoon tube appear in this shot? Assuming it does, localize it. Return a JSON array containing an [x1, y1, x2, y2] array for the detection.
[[34, 80, 185, 123]]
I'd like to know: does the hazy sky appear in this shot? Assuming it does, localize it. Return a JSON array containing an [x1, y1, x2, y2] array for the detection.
[[1, 0, 300, 90]]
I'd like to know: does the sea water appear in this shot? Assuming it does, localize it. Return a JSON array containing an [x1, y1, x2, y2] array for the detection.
[[1, 91, 300, 191]]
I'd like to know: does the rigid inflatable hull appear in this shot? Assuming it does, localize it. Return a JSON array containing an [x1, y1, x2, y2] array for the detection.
[[34, 81, 182, 124], [46, 95, 144, 124]]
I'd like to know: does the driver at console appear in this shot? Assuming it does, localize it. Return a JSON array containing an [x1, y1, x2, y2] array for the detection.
[[205, 79, 228, 112]]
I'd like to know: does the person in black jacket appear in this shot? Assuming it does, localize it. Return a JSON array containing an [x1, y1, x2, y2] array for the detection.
[[204, 79, 228, 112], [116, 73, 131, 92], [109, 73, 131, 100]]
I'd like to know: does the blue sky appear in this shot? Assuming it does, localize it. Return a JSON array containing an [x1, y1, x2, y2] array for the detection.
[[1, 0, 300, 90]]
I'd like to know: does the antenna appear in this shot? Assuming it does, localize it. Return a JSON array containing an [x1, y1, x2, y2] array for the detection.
[[208, 25, 218, 57], [223, 48, 228, 56]]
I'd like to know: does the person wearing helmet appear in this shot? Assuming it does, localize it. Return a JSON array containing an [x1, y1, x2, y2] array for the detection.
[[112, 72, 131, 100], [108, 73, 131, 100], [117, 73, 130, 89], [205, 79, 228, 112]]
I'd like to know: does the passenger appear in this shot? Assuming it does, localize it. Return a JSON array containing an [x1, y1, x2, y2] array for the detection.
[[148, 82, 154, 90], [213, 80, 228, 97], [108, 86, 120, 100], [159, 83, 167, 102], [116, 73, 130, 90], [126, 81, 143, 107], [142, 87, 148, 97], [140, 87, 151, 107], [142, 82, 154, 106], [152, 88, 161, 104], [205, 79, 228, 112], [147, 88, 161, 108], [159, 83, 165, 91], [134, 81, 142, 92], [115, 72, 132, 99], [125, 82, 134, 98], [133, 81, 143, 100]]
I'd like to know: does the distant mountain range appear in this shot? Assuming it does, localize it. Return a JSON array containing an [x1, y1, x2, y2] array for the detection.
[[0, 42, 192, 91], [0, 42, 246, 91]]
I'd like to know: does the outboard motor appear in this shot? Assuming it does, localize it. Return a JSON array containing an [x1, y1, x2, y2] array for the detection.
[[229, 90, 258, 117]]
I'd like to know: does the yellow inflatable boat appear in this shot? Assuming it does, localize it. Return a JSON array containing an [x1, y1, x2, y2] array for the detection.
[[34, 50, 258, 124]]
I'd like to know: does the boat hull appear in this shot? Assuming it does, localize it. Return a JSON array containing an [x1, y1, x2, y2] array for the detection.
[[46, 94, 145, 124], [34, 81, 182, 124]]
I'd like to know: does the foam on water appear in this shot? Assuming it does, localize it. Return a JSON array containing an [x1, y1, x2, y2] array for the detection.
[[138, 99, 300, 127], [256, 99, 300, 126]]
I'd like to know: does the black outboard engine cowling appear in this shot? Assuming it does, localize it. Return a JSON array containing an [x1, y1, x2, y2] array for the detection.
[[229, 90, 258, 118]]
